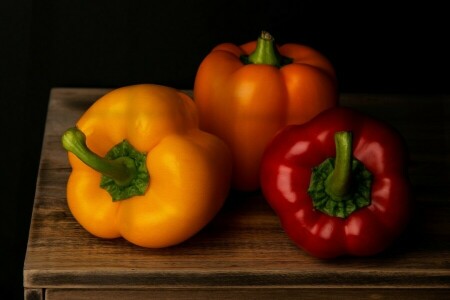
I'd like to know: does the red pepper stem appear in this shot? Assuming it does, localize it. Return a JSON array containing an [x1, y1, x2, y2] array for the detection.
[[62, 127, 136, 187], [325, 131, 352, 199], [309, 131, 372, 218]]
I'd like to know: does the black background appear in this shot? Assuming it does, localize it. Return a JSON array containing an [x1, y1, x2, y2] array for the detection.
[[1, 1, 448, 298]]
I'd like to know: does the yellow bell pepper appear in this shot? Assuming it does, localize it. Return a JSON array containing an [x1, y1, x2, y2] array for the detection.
[[61, 84, 232, 248]]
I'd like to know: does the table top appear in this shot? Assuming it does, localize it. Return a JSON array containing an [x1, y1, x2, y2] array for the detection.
[[24, 88, 450, 290]]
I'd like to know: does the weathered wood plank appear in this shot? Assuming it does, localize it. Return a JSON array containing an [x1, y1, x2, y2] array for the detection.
[[24, 288, 44, 300], [45, 288, 450, 300], [24, 88, 450, 292]]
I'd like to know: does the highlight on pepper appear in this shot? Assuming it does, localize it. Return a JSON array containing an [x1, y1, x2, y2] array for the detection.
[[62, 84, 232, 248]]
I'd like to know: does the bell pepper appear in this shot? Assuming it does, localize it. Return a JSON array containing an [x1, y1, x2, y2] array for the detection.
[[61, 84, 232, 248], [194, 31, 338, 190], [260, 107, 410, 258]]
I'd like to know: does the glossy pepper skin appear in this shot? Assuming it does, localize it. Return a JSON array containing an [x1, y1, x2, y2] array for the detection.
[[260, 107, 410, 258], [194, 31, 337, 191], [62, 84, 232, 248]]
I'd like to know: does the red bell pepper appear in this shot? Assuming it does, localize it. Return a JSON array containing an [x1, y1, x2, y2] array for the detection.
[[260, 107, 411, 258]]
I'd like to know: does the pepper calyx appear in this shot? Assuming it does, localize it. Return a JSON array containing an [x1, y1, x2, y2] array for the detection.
[[62, 127, 149, 201], [307, 131, 372, 218], [100, 140, 149, 201]]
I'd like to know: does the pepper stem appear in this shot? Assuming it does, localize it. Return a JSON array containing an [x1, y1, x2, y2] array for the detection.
[[62, 127, 136, 187], [241, 31, 293, 67], [325, 131, 352, 199], [247, 31, 281, 66], [308, 131, 372, 218]]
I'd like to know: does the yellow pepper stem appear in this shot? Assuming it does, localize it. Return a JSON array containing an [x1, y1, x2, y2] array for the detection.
[[62, 127, 149, 201], [62, 127, 136, 187]]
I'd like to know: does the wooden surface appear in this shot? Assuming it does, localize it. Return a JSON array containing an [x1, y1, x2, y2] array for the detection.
[[24, 88, 450, 299]]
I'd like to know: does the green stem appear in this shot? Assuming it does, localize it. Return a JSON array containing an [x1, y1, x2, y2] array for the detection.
[[241, 31, 293, 67], [325, 131, 352, 199], [248, 31, 281, 66], [62, 127, 136, 187], [308, 131, 372, 218]]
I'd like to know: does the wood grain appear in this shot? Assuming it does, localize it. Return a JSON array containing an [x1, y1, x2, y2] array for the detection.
[[23, 88, 450, 298], [24, 288, 43, 300], [44, 288, 450, 300]]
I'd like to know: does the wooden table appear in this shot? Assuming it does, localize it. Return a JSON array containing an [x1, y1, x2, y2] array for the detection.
[[24, 88, 450, 299]]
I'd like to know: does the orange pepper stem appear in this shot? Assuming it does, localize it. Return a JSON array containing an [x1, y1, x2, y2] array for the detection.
[[62, 127, 150, 201], [247, 31, 282, 66], [241, 31, 293, 68]]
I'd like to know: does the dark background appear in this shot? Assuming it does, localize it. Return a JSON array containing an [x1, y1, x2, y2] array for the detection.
[[1, 0, 448, 298]]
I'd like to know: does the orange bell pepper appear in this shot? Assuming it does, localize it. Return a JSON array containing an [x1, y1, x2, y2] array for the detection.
[[194, 31, 338, 191], [61, 84, 232, 248]]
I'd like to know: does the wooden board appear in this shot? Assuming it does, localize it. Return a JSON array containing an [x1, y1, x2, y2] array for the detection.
[[23, 88, 450, 299]]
